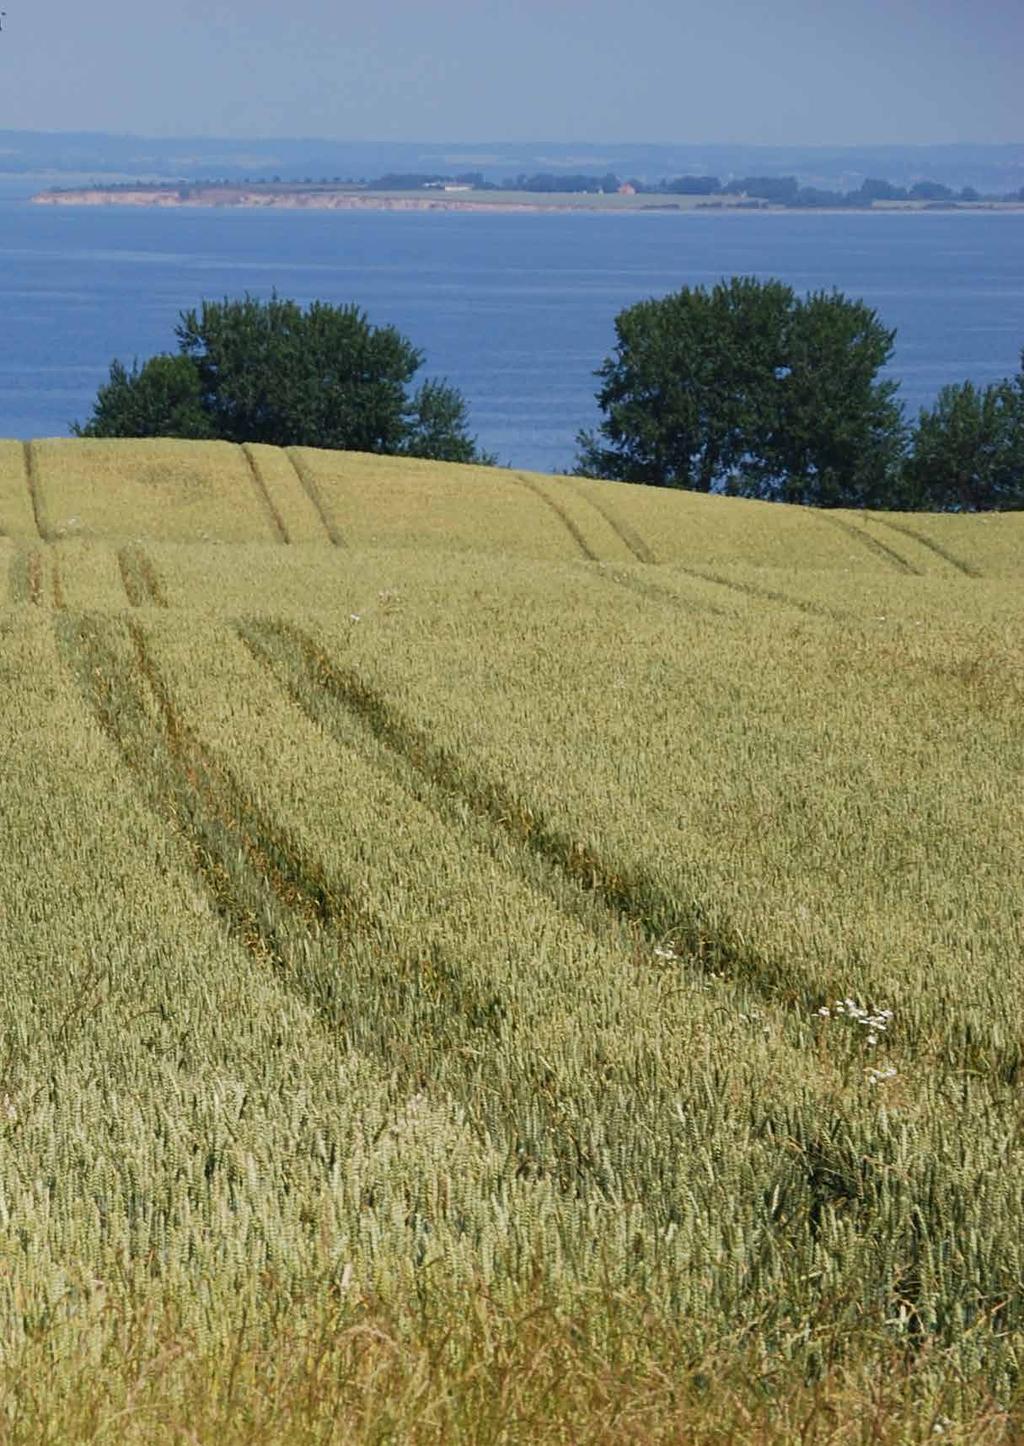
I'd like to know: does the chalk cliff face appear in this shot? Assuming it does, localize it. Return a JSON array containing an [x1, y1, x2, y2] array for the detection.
[[33, 189, 198, 208], [31, 187, 583, 213]]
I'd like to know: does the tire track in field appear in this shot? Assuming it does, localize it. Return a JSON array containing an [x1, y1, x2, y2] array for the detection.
[[510, 474, 724, 613], [56, 614, 505, 1059], [669, 565, 843, 620], [117, 546, 169, 607], [242, 444, 290, 544], [3, 548, 20, 605], [512, 473, 597, 560], [814, 513, 920, 574], [569, 482, 659, 563], [8, 547, 43, 606], [51, 552, 65, 611], [22, 442, 50, 542], [241, 621, 1024, 1089], [594, 565, 731, 616], [7, 545, 63, 609], [286, 450, 343, 547], [239, 618, 820, 1009], [865, 515, 978, 578]]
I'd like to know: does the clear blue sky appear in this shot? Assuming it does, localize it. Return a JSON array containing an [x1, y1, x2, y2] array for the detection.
[[0, 0, 1020, 145]]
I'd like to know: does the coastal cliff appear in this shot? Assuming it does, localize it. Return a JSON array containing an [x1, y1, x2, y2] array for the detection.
[[31, 187, 618, 214]]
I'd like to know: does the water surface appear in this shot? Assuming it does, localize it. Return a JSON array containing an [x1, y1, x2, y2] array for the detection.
[[1, 184, 1021, 471]]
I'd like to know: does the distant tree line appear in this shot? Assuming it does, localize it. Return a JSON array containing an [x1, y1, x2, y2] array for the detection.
[[358, 171, 1021, 206], [74, 287, 1024, 512]]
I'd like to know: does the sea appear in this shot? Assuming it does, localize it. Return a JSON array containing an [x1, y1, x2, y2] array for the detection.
[[1, 178, 1022, 474]]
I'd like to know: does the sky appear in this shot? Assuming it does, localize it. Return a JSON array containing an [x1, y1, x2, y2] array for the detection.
[[0, 0, 1020, 146]]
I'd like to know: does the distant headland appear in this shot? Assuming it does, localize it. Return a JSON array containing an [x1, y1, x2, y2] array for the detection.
[[30, 177, 1024, 215]]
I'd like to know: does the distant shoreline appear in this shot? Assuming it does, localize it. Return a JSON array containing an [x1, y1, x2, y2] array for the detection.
[[31, 184, 1024, 216]]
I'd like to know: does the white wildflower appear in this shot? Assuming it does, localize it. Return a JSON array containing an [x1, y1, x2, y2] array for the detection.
[[819, 996, 894, 1047], [866, 1067, 897, 1086]]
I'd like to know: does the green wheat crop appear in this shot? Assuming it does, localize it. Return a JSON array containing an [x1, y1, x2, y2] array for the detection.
[[0, 438, 1022, 1442]]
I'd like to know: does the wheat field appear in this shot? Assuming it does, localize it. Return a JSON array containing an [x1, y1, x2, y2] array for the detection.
[[1, 438, 1023, 1442]]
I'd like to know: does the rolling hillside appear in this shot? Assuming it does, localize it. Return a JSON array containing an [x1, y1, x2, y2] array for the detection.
[[1, 438, 1023, 1442]]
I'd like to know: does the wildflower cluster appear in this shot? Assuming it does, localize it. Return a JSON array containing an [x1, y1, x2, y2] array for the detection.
[[817, 999, 899, 1083], [817, 997, 893, 1047]]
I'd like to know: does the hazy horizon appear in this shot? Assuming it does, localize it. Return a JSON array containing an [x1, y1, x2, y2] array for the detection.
[[0, 1, 1020, 148]]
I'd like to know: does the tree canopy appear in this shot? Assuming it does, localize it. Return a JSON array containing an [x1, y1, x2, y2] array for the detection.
[[74, 295, 488, 464], [904, 365, 1024, 511], [574, 278, 908, 507], [75, 354, 213, 441]]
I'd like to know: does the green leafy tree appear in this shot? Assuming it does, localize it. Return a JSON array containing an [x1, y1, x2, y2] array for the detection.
[[405, 379, 492, 463], [75, 295, 487, 463], [756, 291, 907, 507], [575, 278, 907, 506], [73, 354, 212, 439], [905, 367, 1024, 511], [575, 277, 793, 491]]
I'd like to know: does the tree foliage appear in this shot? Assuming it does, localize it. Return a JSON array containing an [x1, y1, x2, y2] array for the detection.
[[905, 366, 1024, 511], [75, 295, 487, 464], [575, 278, 907, 506], [72, 354, 213, 440]]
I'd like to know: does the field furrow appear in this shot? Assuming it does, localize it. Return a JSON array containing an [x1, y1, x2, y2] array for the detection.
[[565, 474, 892, 570], [569, 476, 658, 561], [0, 440, 38, 538], [287, 448, 345, 545], [60, 614, 368, 1024], [817, 511, 920, 572], [22, 441, 49, 539], [666, 561, 846, 617], [240, 616, 822, 1010], [67, 615, 526, 1073], [595, 561, 734, 614], [866, 508, 1024, 579], [865, 512, 981, 576], [50, 549, 66, 609], [143, 613, 869, 1083], [5, 545, 43, 605], [512, 471, 627, 561], [116, 543, 169, 607], [241, 443, 290, 542], [242, 443, 328, 543], [130, 610, 1024, 1375]]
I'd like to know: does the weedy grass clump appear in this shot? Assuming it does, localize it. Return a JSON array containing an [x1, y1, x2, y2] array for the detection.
[[1, 438, 1023, 1441]]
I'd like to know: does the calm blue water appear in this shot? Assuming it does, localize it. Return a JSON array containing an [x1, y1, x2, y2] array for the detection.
[[1, 181, 1022, 472]]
